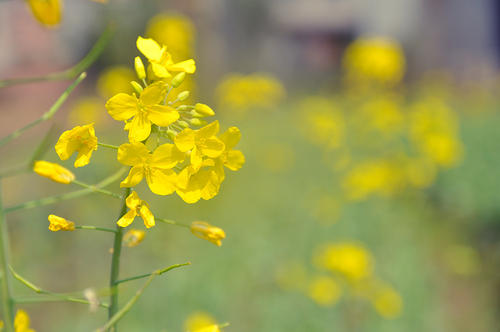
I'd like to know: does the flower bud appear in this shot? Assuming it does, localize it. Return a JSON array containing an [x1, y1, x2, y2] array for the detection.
[[48, 214, 75, 231], [166, 129, 177, 140], [177, 105, 191, 112], [130, 81, 143, 94], [134, 56, 146, 80], [190, 221, 226, 246], [189, 118, 207, 127], [171, 72, 186, 88], [33, 160, 75, 184], [178, 120, 190, 128], [177, 91, 190, 102], [194, 103, 215, 117]]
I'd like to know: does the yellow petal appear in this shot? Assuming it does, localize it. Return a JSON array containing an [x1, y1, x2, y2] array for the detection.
[[74, 145, 95, 168], [219, 127, 241, 150], [196, 120, 220, 139], [117, 209, 137, 227], [167, 59, 196, 74], [139, 204, 155, 228], [150, 144, 184, 169], [33, 160, 75, 184], [27, 0, 61, 26], [136, 36, 163, 62], [48, 214, 75, 231], [198, 137, 225, 158], [150, 63, 171, 78], [139, 83, 166, 106], [190, 147, 204, 171], [120, 166, 144, 188], [117, 142, 150, 166], [225, 150, 245, 171], [146, 168, 177, 195], [174, 128, 196, 152], [200, 170, 221, 200], [125, 191, 142, 209], [176, 186, 202, 204], [128, 113, 152, 142], [54, 127, 82, 160], [105, 93, 138, 121], [146, 105, 179, 127]]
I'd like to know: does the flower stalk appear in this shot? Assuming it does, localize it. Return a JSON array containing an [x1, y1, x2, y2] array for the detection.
[[0, 181, 14, 331]]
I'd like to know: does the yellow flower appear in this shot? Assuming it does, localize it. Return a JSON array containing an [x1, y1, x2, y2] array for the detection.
[[184, 312, 217, 332], [314, 242, 374, 281], [118, 142, 183, 195], [176, 160, 222, 204], [27, 0, 61, 27], [97, 66, 135, 99], [105, 83, 179, 142], [33, 160, 75, 184], [190, 221, 225, 246], [307, 275, 342, 306], [213, 126, 245, 182], [117, 191, 155, 228], [14, 309, 35, 332], [123, 229, 146, 247], [136, 36, 196, 79], [48, 215, 75, 232], [371, 284, 403, 319], [55, 124, 98, 167], [174, 121, 225, 170]]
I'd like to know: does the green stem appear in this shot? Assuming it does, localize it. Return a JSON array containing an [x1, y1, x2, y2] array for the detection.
[[0, 24, 114, 88], [0, 181, 14, 331], [72, 179, 123, 199], [115, 262, 190, 285], [156, 217, 190, 229], [75, 226, 117, 233], [0, 72, 87, 147], [108, 187, 131, 330], [97, 142, 119, 150], [5, 167, 126, 214], [14, 296, 109, 308]]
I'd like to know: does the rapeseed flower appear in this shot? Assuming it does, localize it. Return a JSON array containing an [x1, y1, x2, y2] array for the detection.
[[33, 160, 75, 184], [123, 229, 146, 247], [106, 82, 179, 142], [307, 275, 342, 306], [27, 0, 61, 27], [137, 36, 196, 79], [48, 215, 75, 232], [190, 221, 225, 246], [55, 123, 98, 167], [117, 191, 155, 228], [14, 309, 35, 332], [184, 312, 217, 332], [117, 142, 183, 195]]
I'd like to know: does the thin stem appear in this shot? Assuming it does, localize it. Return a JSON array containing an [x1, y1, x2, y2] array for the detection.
[[5, 167, 126, 214], [115, 262, 191, 285], [9, 266, 109, 309], [14, 296, 109, 309], [0, 73, 87, 147], [0, 163, 29, 179], [97, 142, 119, 150], [75, 226, 117, 233], [0, 181, 14, 331], [0, 24, 114, 88], [72, 179, 123, 199], [108, 187, 131, 330], [156, 217, 190, 229]]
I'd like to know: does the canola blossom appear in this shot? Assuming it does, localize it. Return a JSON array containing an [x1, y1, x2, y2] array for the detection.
[[48, 214, 75, 232], [117, 191, 155, 228], [55, 123, 98, 167], [190, 221, 226, 246], [33, 160, 75, 184]]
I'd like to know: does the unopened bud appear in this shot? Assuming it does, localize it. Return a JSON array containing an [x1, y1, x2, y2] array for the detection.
[[177, 105, 191, 112], [177, 91, 190, 102], [178, 120, 190, 128], [171, 72, 186, 88], [166, 129, 177, 140], [130, 81, 143, 94], [189, 118, 206, 126], [134, 56, 146, 80], [194, 103, 215, 117]]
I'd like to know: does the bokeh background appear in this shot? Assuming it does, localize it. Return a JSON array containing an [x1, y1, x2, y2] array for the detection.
[[1, 0, 500, 331]]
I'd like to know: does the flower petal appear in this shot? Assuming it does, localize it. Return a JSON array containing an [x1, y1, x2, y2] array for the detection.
[[139, 204, 155, 228], [219, 127, 241, 150], [198, 137, 225, 158], [225, 150, 245, 171], [150, 63, 171, 78], [147, 105, 179, 127], [105, 93, 138, 121], [174, 128, 196, 152], [125, 191, 141, 210], [117, 209, 137, 228], [196, 120, 220, 139], [167, 59, 196, 74], [150, 144, 185, 169], [120, 166, 144, 188], [146, 168, 177, 195], [128, 112, 151, 142], [136, 36, 163, 62], [117, 142, 150, 166], [139, 83, 166, 106], [74, 145, 95, 168]]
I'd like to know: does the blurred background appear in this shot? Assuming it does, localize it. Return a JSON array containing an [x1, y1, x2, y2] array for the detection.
[[1, 0, 500, 331]]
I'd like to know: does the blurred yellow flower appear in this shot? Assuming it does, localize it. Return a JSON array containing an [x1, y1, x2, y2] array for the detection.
[[371, 284, 403, 319], [190, 221, 225, 246], [117, 142, 183, 195], [343, 37, 405, 85], [27, 0, 61, 27], [123, 229, 146, 247], [307, 275, 342, 306], [67, 97, 108, 127], [55, 123, 98, 168], [192, 325, 221, 332], [146, 13, 196, 60], [444, 245, 481, 276], [137, 36, 196, 79], [314, 242, 374, 281], [117, 191, 155, 228], [184, 312, 217, 332], [33, 160, 75, 184], [106, 83, 179, 142], [97, 66, 135, 99], [258, 142, 294, 173], [216, 73, 285, 112], [48, 214, 75, 232], [14, 309, 35, 332]]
